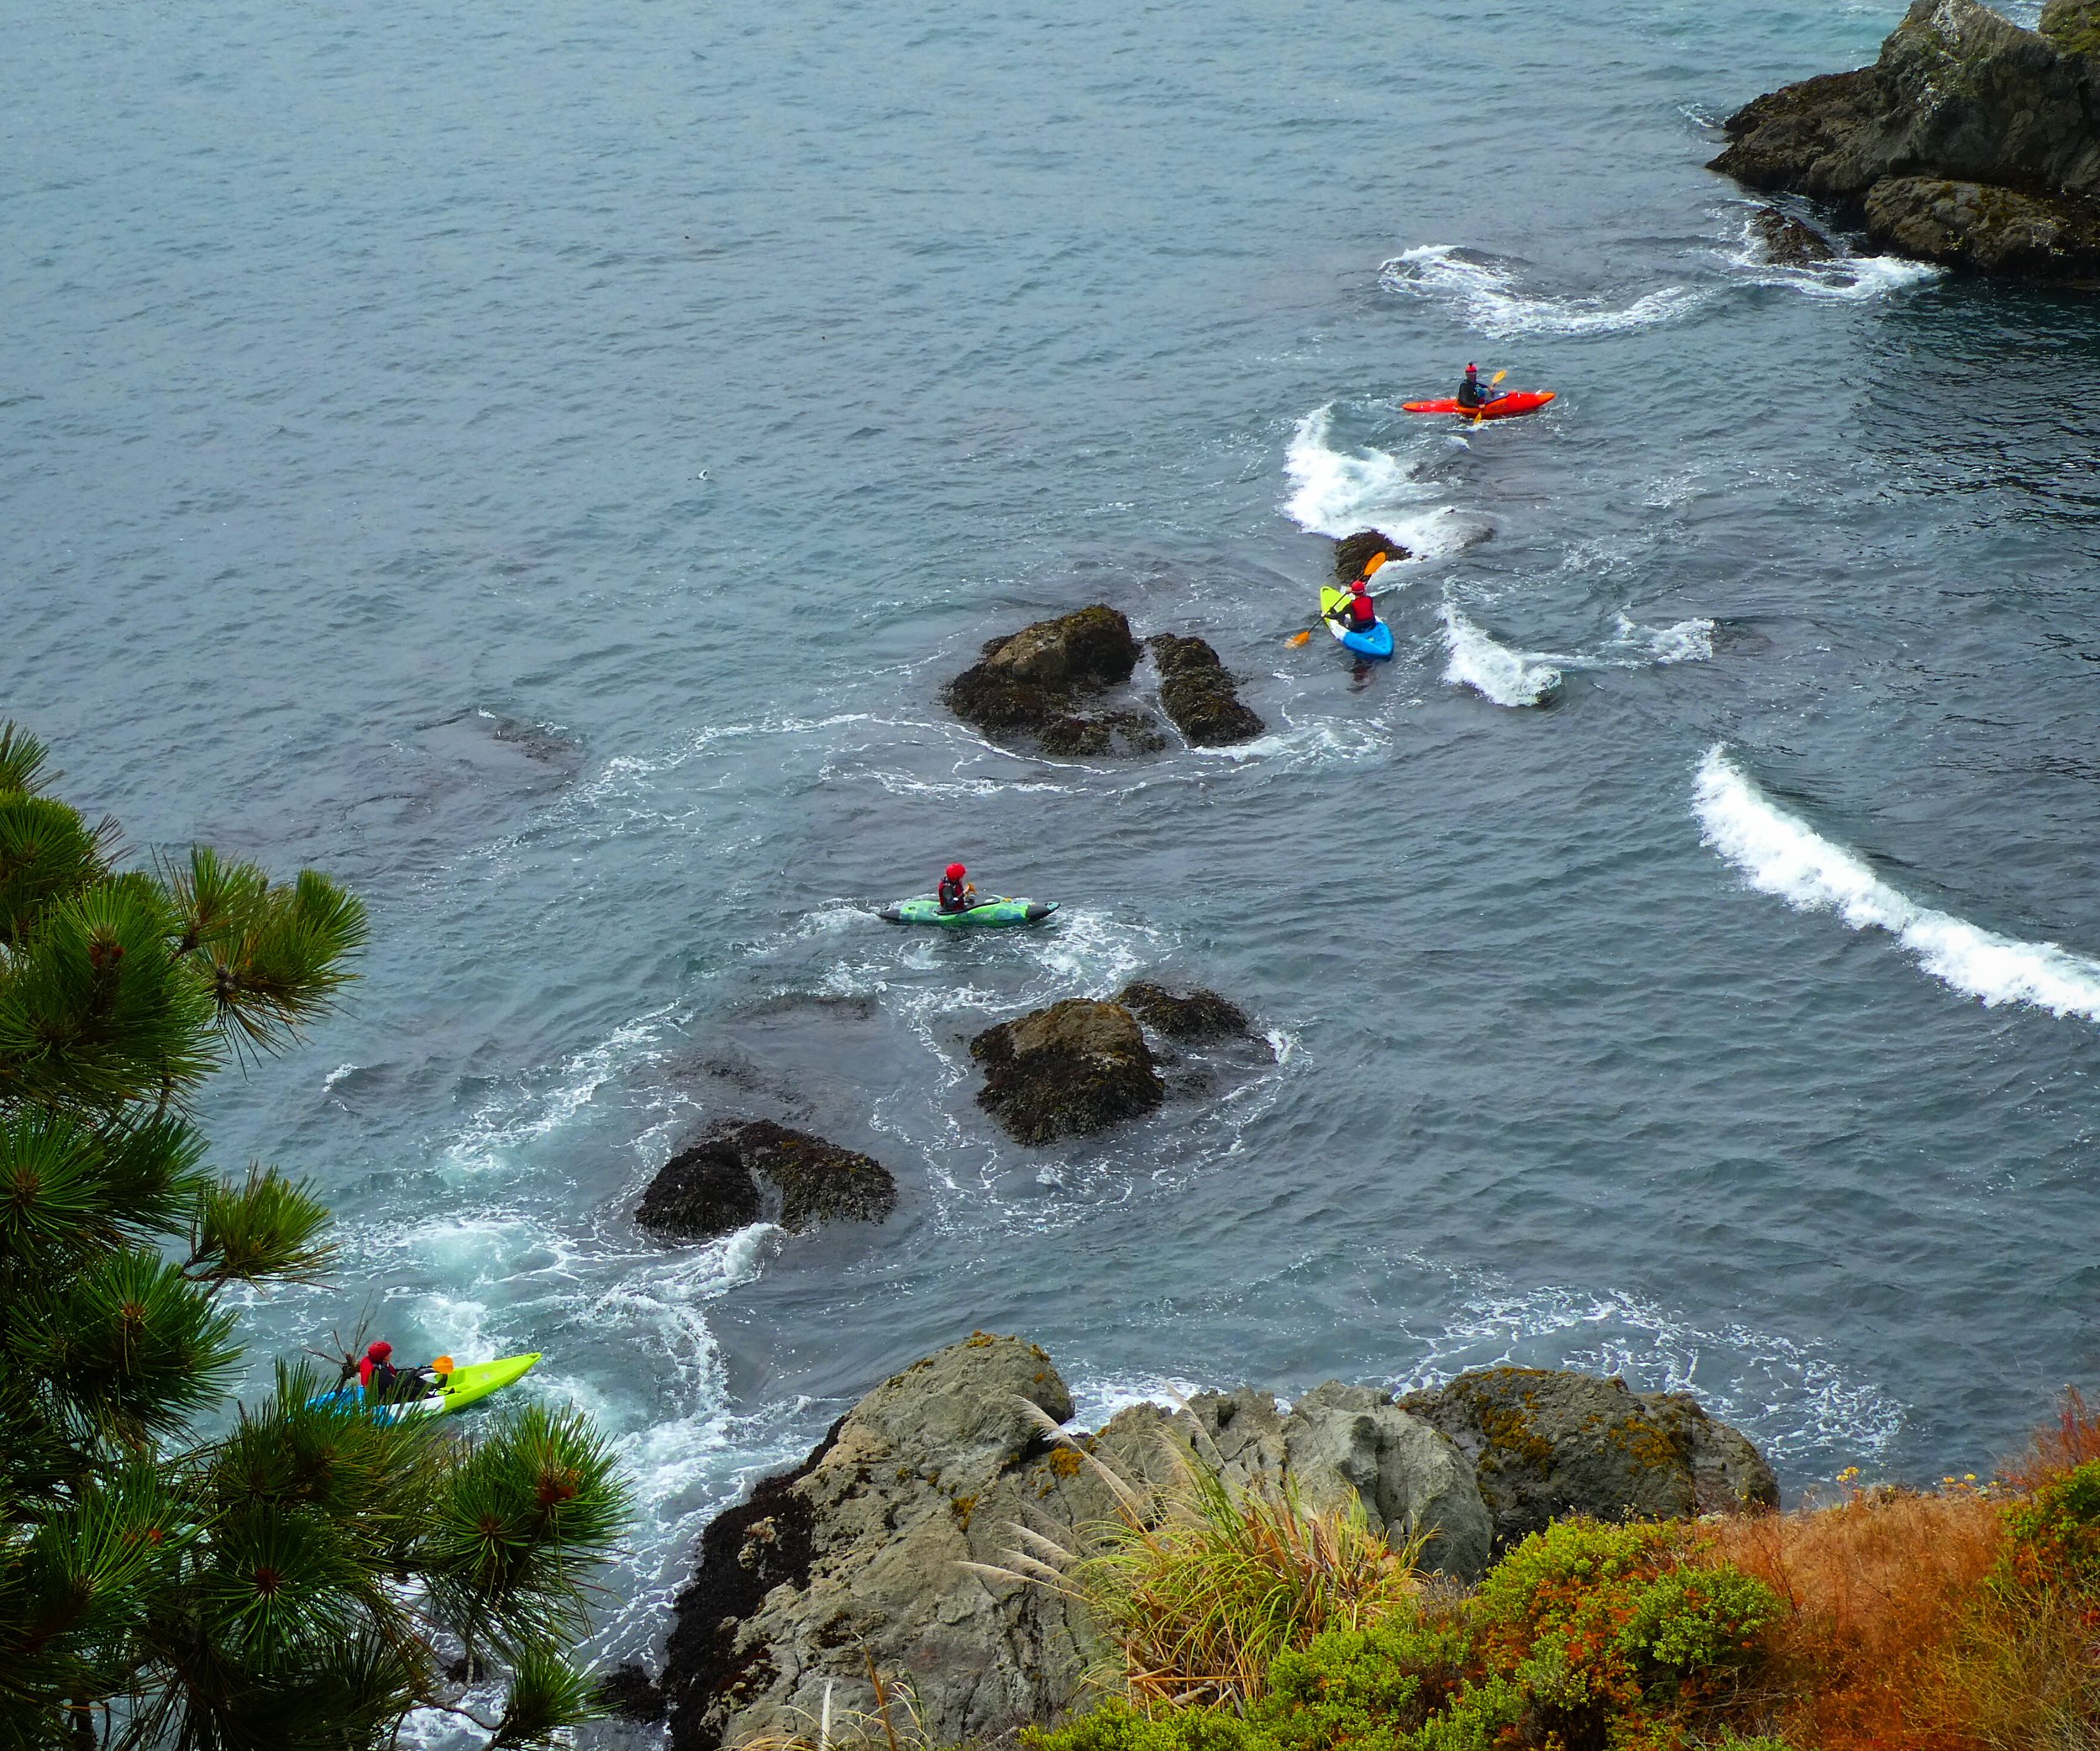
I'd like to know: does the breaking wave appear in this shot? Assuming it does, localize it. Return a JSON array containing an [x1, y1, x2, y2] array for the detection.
[[1441, 604, 1562, 707], [1724, 213, 1944, 302], [1695, 746, 2100, 1023], [1381, 245, 1709, 339]]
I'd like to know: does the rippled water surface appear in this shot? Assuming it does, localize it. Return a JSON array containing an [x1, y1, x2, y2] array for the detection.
[[8, 0, 2100, 1709]]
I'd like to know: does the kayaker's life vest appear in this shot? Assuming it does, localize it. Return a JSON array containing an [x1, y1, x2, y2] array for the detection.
[[360, 1357, 399, 1396], [1347, 592, 1378, 629], [937, 876, 970, 912], [1457, 377, 1483, 408]]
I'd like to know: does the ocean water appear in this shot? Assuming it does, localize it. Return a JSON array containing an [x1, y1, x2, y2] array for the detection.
[[8, 0, 2100, 1720]]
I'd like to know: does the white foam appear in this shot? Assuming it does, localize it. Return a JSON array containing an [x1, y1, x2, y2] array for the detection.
[[1283, 404, 1421, 537], [1610, 613, 1714, 665], [1724, 213, 1944, 301], [441, 1008, 673, 1175], [1695, 745, 2100, 1022], [1381, 245, 1709, 339], [1396, 1273, 1904, 1461], [1069, 1373, 1210, 1431], [1441, 604, 1562, 707]]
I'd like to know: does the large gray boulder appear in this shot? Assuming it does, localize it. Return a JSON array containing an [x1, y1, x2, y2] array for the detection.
[[1711, 0, 2100, 279], [659, 1344, 1777, 1749], [659, 1335, 1158, 1750], [1399, 1367, 1780, 1555]]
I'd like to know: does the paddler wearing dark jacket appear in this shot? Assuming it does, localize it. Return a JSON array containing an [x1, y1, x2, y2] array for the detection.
[[1456, 362, 1492, 410], [937, 862, 977, 913]]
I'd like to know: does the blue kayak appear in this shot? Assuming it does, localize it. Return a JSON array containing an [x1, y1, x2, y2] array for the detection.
[[1320, 587, 1395, 660]]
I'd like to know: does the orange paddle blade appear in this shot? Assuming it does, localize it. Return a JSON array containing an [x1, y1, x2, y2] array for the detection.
[[1289, 628, 1315, 646], [1363, 552, 1388, 581]]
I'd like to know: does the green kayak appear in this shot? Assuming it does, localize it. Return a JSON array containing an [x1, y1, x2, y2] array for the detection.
[[434, 1352, 541, 1414], [880, 897, 1058, 928], [310, 1352, 542, 1422]]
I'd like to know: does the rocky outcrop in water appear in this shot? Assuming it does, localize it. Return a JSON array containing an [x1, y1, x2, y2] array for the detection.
[[1146, 634, 1265, 747], [661, 1336, 1781, 1750], [1334, 530, 1410, 581], [1710, 0, 2100, 279], [969, 997, 1164, 1143], [943, 606, 1167, 756], [635, 1122, 896, 1241], [1399, 1367, 1781, 1556], [1751, 204, 1837, 264], [1114, 981, 1256, 1044]]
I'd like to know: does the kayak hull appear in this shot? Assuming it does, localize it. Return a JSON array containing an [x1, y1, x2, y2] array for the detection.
[[1319, 588, 1395, 660], [880, 897, 1058, 928], [310, 1352, 542, 1422], [1401, 391, 1556, 420]]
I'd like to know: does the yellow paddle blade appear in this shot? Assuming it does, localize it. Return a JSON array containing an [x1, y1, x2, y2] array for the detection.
[[1289, 628, 1315, 646], [1490, 369, 1508, 385], [1362, 551, 1389, 580]]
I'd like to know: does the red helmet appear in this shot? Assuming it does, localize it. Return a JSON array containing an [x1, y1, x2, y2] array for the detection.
[[367, 1341, 392, 1359], [1350, 578, 1368, 595], [944, 863, 966, 881], [1466, 362, 1478, 372]]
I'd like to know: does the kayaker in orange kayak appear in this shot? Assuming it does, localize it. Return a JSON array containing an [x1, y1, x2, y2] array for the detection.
[[1457, 362, 1493, 410]]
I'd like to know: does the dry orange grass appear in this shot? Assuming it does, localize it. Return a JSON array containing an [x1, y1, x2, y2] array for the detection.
[[1698, 1487, 2008, 1751]]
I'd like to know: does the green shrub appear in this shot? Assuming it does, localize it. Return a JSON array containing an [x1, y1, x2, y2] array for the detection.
[[1028, 1520, 1786, 1751], [2002, 1456, 2100, 1596]]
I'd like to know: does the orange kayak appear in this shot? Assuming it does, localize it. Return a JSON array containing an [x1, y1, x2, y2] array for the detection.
[[1402, 391, 1556, 419]]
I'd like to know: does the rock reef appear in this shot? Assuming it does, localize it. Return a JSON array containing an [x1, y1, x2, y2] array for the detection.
[[970, 997, 1165, 1144], [942, 606, 1167, 756], [1113, 981, 1256, 1044], [1146, 634, 1266, 747], [660, 1335, 1780, 1751], [635, 1122, 896, 1241], [1333, 530, 1410, 581], [1711, 0, 2100, 279]]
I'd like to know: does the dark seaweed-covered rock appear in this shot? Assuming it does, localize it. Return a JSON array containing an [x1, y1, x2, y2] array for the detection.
[[944, 606, 1166, 755], [636, 1122, 895, 1241], [1710, 0, 2100, 280], [1399, 1367, 1780, 1555], [1333, 529, 1410, 581], [1751, 204, 1836, 264], [1115, 981, 1255, 1043], [969, 998, 1164, 1143], [1146, 634, 1265, 747], [595, 1663, 668, 1723]]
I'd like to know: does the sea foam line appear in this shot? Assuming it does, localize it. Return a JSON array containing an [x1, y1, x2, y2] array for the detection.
[[1381, 245, 1708, 339], [1694, 745, 2100, 1023]]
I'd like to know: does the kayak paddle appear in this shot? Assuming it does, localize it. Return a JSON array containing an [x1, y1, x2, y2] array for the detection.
[[1472, 369, 1508, 428]]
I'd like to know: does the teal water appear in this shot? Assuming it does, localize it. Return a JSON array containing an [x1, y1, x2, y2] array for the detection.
[[8, 0, 2100, 1722]]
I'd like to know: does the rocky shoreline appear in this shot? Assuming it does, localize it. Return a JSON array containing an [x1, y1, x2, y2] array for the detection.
[[653, 1333, 1779, 1749], [1710, 0, 2100, 280]]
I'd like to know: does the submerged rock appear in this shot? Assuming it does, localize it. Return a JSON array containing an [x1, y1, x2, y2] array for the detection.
[[1710, 0, 2100, 280], [970, 997, 1164, 1143], [635, 1122, 896, 1241], [663, 1339, 1779, 1748], [1146, 634, 1265, 747], [1333, 529, 1410, 581], [594, 1663, 667, 1723], [1751, 204, 1836, 264], [1399, 1367, 1781, 1554], [1115, 981, 1257, 1044], [944, 605, 1168, 755]]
